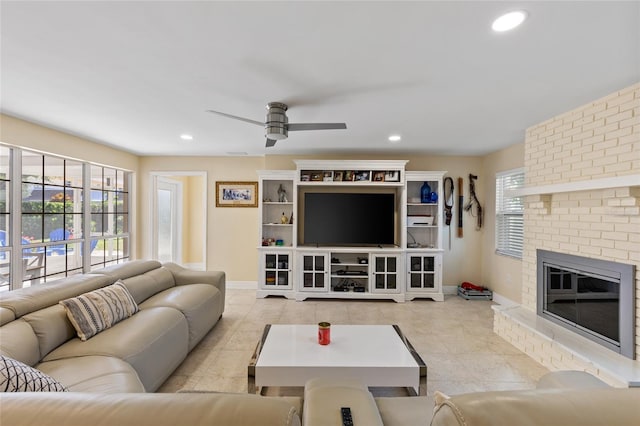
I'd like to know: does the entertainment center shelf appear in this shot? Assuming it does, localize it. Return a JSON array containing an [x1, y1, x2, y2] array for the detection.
[[257, 161, 446, 302]]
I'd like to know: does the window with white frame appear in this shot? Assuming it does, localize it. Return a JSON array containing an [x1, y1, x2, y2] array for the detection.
[[0, 144, 131, 291], [495, 168, 524, 258]]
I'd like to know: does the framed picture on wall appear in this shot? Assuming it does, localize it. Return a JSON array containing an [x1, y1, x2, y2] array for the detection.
[[215, 181, 258, 207]]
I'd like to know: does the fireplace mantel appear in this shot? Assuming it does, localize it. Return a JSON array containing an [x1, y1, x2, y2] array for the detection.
[[507, 174, 640, 197]]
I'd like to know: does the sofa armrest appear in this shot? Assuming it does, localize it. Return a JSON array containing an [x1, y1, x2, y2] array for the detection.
[[162, 263, 225, 303], [431, 388, 640, 426], [303, 378, 384, 426]]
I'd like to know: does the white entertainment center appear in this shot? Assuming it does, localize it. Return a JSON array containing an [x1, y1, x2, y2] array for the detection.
[[257, 160, 445, 303]]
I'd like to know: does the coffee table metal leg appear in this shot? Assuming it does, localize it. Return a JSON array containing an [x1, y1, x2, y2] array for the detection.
[[393, 325, 428, 396], [247, 324, 271, 395]]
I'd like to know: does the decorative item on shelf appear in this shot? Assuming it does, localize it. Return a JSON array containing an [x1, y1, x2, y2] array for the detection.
[[355, 170, 370, 181], [420, 182, 431, 203], [384, 170, 400, 182], [357, 257, 368, 264], [277, 184, 288, 202], [281, 212, 288, 224], [262, 237, 275, 246], [289, 212, 294, 225], [318, 322, 331, 345], [372, 171, 385, 182], [429, 191, 438, 202], [275, 239, 284, 246]]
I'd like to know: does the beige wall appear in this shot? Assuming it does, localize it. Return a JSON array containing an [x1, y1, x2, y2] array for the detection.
[[185, 175, 205, 264], [0, 114, 139, 171], [138, 156, 264, 281], [480, 142, 525, 303]]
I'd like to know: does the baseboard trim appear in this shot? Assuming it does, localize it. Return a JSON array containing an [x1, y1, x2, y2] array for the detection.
[[443, 285, 458, 295]]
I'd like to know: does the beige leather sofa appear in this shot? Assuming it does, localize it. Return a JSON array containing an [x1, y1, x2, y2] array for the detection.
[[303, 372, 640, 426], [0, 260, 225, 392]]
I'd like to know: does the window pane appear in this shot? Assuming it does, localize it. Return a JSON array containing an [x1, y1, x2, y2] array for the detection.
[[90, 165, 103, 189], [22, 152, 43, 183], [104, 168, 116, 189], [0, 146, 10, 180], [22, 214, 43, 242], [44, 156, 65, 186], [0, 181, 9, 214], [44, 185, 65, 210], [496, 168, 525, 258], [65, 160, 83, 188]]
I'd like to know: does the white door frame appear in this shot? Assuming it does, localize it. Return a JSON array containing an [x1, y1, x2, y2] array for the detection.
[[150, 171, 207, 269]]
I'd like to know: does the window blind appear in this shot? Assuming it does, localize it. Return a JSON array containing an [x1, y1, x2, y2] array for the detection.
[[495, 168, 524, 258]]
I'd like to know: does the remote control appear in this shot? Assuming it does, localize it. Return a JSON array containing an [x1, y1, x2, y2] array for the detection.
[[341, 407, 353, 426]]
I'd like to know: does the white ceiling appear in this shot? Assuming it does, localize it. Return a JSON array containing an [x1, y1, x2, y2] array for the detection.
[[1, 1, 638, 157]]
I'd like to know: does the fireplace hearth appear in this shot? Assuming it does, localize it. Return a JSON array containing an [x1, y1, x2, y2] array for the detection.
[[537, 250, 635, 359]]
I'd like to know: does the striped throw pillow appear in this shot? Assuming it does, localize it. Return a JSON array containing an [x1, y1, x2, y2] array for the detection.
[[60, 281, 139, 341]]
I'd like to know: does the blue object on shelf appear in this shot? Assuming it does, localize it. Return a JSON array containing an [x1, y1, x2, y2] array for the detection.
[[420, 182, 431, 203], [429, 191, 438, 202]]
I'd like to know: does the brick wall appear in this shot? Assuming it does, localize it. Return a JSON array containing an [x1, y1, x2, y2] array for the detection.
[[525, 83, 639, 186], [495, 83, 640, 383]]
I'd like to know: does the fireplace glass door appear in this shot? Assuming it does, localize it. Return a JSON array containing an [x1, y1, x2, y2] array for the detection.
[[545, 265, 619, 344]]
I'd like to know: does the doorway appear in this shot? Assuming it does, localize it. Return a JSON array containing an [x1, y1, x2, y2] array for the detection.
[[151, 172, 207, 270]]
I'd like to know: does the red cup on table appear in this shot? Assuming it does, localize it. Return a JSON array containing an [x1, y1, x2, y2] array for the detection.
[[318, 322, 331, 345]]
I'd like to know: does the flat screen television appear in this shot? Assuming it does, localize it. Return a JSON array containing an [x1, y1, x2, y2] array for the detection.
[[303, 192, 396, 246]]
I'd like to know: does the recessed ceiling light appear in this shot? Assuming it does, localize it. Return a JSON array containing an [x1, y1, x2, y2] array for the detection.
[[492, 11, 527, 32], [388, 135, 402, 143], [180, 134, 194, 141]]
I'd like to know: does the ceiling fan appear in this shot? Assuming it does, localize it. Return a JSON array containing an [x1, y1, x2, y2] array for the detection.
[[206, 102, 347, 147]]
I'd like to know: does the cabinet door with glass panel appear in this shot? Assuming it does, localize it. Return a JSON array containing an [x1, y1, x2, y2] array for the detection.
[[371, 252, 402, 293], [406, 253, 442, 293], [260, 250, 292, 290], [298, 252, 328, 292]]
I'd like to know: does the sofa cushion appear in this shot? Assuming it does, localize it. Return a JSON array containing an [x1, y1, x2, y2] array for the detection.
[[1, 355, 67, 392], [0, 319, 41, 366], [43, 307, 188, 392], [0, 274, 114, 319], [37, 356, 144, 393], [21, 305, 77, 360], [140, 284, 223, 350], [60, 281, 139, 341]]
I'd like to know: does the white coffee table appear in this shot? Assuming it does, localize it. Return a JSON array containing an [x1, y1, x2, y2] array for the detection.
[[248, 324, 426, 396]]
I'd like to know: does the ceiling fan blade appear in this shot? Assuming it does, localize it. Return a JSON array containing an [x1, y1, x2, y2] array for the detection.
[[206, 110, 263, 126], [265, 138, 278, 148], [288, 123, 347, 131]]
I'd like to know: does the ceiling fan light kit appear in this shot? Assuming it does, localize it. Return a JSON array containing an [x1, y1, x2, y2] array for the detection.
[[207, 101, 347, 148], [265, 102, 289, 141]]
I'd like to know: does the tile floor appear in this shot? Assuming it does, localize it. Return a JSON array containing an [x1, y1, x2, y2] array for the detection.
[[158, 289, 549, 399]]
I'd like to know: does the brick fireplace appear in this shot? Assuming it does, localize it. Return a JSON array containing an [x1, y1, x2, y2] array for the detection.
[[493, 83, 640, 387]]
